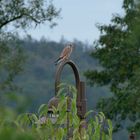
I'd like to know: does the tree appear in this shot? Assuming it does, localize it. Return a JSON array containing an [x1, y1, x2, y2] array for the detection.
[[0, 0, 60, 30], [85, 0, 140, 134], [0, 0, 60, 105]]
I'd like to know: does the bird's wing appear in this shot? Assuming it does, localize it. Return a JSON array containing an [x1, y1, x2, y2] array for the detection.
[[60, 47, 71, 58]]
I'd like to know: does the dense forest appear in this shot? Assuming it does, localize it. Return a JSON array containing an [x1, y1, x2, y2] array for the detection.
[[3, 37, 109, 112], [0, 36, 114, 139], [1, 36, 128, 139]]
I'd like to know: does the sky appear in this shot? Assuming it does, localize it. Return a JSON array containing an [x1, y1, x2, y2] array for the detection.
[[27, 0, 124, 44]]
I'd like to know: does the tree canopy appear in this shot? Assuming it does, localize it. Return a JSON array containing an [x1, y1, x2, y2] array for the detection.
[[85, 0, 140, 134], [0, 0, 60, 92], [0, 0, 60, 30]]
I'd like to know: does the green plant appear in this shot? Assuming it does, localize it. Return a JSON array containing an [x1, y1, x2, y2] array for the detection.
[[0, 84, 113, 140]]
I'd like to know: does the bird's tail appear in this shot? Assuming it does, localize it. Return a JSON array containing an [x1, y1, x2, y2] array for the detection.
[[54, 57, 63, 65]]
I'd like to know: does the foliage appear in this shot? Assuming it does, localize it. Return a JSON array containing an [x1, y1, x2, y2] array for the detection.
[[0, 84, 113, 140], [11, 38, 103, 112], [0, 33, 25, 89], [0, 33, 27, 108], [0, 0, 60, 30], [85, 0, 140, 135], [0, 0, 60, 106]]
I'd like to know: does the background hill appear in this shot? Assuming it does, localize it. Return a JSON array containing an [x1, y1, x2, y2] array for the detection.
[[11, 37, 111, 112]]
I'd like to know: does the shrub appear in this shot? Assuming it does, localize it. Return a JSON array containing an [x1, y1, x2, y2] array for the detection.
[[0, 84, 113, 140]]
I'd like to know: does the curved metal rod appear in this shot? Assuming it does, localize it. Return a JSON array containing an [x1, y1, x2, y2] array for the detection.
[[55, 59, 80, 95], [55, 59, 86, 119]]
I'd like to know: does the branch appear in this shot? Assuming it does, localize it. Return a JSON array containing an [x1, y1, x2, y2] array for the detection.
[[0, 15, 23, 29], [0, 14, 44, 30]]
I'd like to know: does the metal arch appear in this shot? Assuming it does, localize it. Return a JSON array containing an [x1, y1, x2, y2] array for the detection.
[[55, 59, 80, 95], [54, 59, 86, 119]]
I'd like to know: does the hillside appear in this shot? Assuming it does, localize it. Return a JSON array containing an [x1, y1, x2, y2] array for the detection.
[[13, 37, 111, 112]]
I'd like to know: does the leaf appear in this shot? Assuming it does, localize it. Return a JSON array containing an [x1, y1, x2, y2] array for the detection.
[[84, 110, 94, 118], [38, 104, 48, 117], [17, 113, 32, 127], [57, 87, 65, 97]]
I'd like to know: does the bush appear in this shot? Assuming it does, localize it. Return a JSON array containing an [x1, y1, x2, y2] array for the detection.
[[0, 84, 113, 140]]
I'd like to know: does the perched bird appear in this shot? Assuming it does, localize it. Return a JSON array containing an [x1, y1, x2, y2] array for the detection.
[[55, 43, 74, 65]]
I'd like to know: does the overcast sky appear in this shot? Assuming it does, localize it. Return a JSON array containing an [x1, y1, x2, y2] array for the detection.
[[26, 0, 124, 44]]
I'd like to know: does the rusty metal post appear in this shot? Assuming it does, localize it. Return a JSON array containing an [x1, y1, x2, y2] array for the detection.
[[55, 60, 80, 95], [79, 81, 87, 138], [79, 81, 87, 119], [47, 59, 87, 139], [55, 59, 86, 119]]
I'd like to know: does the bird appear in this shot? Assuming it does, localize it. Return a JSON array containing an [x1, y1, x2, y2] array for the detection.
[[55, 43, 74, 65]]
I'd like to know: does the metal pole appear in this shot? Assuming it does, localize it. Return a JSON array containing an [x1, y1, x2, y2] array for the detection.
[[54, 59, 87, 139], [66, 87, 71, 140], [80, 81, 87, 119], [55, 60, 81, 119]]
